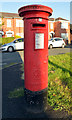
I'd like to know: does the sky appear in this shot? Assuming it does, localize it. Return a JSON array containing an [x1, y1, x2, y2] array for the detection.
[[0, 0, 72, 23]]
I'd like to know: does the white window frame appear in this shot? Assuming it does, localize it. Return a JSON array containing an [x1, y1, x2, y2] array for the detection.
[[16, 33, 24, 37], [50, 23, 53, 29], [61, 33, 68, 40], [19, 20, 23, 27], [61, 22, 68, 29], [16, 19, 23, 27], [7, 19, 11, 27], [16, 20, 19, 27]]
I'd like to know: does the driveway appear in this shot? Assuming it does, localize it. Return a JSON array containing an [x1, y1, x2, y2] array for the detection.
[[0, 45, 71, 69]]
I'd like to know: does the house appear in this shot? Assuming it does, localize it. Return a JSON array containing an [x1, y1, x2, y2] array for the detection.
[[0, 12, 70, 44], [0, 12, 24, 38], [48, 17, 70, 44]]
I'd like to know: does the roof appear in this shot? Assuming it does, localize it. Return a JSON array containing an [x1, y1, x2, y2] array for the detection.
[[0, 12, 69, 22], [49, 17, 69, 21], [55, 17, 68, 21], [49, 18, 55, 21], [0, 12, 21, 18]]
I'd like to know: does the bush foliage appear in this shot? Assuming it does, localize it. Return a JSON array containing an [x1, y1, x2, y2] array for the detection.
[[0, 37, 14, 45], [0, 36, 21, 46]]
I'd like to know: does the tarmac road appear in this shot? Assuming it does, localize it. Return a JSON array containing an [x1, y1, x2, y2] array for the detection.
[[2, 64, 71, 119], [0, 45, 71, 69], [1, 45, 72, 119]]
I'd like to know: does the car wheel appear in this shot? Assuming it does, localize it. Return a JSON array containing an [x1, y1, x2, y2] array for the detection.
[[62, 44, 64, 48], [49, 45, 53, 49], [8, 46, 14, 52]]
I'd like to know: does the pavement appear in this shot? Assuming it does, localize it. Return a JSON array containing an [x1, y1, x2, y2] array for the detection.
[[2, 64, 71, 119]]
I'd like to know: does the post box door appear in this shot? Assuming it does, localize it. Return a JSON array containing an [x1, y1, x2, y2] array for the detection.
[[24, 18, 48, 91]]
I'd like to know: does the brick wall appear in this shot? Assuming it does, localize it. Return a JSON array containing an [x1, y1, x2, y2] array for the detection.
[[2, 17, 24, 38], [54, 21, 61, 37], [70, 33, 72, 44], [1, 15, 70, 44]]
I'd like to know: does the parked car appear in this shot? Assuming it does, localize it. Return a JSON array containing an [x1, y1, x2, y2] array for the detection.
[[48, 37, 65, 49], [1, 38, 24, 52]]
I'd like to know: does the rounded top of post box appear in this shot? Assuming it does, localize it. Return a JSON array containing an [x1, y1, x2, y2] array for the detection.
[[18, 4, 53, 18]]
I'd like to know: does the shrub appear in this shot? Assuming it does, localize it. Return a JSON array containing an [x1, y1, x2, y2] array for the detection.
[[1, 37, 14, 45], [14, 35, 21, 39]]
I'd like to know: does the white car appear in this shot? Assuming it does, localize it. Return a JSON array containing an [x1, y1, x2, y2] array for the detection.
[[48, 37, 65, 49], [1, 38, 24, 52]]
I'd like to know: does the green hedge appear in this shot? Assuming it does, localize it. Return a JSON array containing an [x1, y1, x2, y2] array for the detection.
[[0, 36, 21, 46], [0, 37, 14, 45]]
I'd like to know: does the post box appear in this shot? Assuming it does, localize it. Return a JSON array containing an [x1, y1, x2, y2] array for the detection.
[[18, 4, 53, 113]]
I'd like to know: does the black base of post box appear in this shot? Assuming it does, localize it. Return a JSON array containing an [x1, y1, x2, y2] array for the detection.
[[24, 87, 48, 113]]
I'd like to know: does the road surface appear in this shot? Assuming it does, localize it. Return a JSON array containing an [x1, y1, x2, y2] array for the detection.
[[0, 46, 71, 69]]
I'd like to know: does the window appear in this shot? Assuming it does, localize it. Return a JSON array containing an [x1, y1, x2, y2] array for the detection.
[[61, 33, 68, 40], [61, 22, 68, 29], [7, 19, 11, 27], [50, 38, 53, 41], [50, 23, 53, 29], [54, 38, 62, 41], [16, 19, 23, 27], [6, 33, 12, 37], [16, 20, 19, 27], [19, 20, 23, 27], [18, 39, 23, 42], [16, 33, 24, 37], [15, 38, 24, 43], [6, 31, 14, 37]]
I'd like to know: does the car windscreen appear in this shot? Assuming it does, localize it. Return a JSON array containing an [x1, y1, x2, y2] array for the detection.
[[49, 38, 53, 41], [13, 38, 24, 42], [54, 38, 62, 41]]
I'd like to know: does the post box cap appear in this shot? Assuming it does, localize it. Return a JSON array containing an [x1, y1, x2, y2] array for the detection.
[[18, 4, 53, 17]]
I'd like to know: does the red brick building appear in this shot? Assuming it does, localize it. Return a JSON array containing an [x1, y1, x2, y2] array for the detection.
[[0, 12, 24, 38], [48, 17, 70, 43], [0, 12, 70, 43]]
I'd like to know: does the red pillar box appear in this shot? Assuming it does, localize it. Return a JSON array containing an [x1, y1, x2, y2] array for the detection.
[[18, 5, 53, 113]]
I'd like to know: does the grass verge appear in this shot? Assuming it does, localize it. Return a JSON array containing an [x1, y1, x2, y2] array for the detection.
[[8, 87, 24, 98], [8, 53, 72, 115], [48, 53, 71, 115]]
